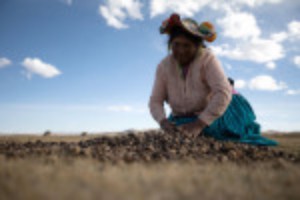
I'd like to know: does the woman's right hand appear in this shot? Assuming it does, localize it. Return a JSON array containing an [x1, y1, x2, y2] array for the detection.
[[159, 119, 178, 132]]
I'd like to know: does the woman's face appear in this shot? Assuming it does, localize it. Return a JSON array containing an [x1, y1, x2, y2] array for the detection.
[[171, 35, 198, 66]]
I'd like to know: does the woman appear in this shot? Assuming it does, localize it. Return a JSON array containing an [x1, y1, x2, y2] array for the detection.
[[149, 13, 277, 146], [149, 13, 232, 138]]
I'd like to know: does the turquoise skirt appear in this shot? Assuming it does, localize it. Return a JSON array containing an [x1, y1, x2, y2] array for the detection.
[[168, 94, 278, 146]]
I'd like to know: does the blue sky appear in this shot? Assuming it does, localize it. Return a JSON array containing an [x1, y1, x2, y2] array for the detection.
[[0, 0, 300, 133]]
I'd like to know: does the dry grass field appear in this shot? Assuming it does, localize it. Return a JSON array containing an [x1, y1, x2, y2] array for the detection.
[[0, 131, 299, 200]]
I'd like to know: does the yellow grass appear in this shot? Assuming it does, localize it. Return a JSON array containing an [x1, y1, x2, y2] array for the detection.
[[0, 132, 299, 200]]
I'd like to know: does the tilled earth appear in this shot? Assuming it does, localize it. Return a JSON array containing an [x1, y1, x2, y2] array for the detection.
[[0, 130, 298, 163]]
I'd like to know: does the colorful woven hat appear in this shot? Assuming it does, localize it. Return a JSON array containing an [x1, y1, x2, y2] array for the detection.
[[160, 13, 217, 42]]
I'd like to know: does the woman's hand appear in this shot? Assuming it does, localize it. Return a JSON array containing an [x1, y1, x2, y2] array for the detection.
[[159, 119, 178, 133], [179, 119, 207, 138]]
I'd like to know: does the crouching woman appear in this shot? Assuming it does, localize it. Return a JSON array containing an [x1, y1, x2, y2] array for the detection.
[[149, 13, 231, 138]]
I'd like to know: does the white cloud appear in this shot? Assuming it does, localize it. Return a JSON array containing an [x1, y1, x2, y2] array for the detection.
[[286, 89, 300, 95], [99, 0, 143, 29], [234, 0, 282, 7], [106, 105, 146, 113], [150, 0, 211, 18], [21, 57, 61, 79], [217, 11, 261, 40], [270, 31, 288, 42], [213, 38, 284, 64], [271, 20, 300, 43], [249, 75, 287, 91], [213, 3, 300, 66], [288, 21, 300, 40], [213, 8, 287, 65], [266, 62, 276, 70], [100, 7, 127, 29], [97, 0, 285, 33], [149, 0, 283, 18], [294, 56, 300, 68], [235, 79, 247, 89], [0, 57, 12, 68]]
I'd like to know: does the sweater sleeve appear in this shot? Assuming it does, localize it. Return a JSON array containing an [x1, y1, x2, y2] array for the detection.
[[149, 63, 167, 123], [198, 53, 232, 125]]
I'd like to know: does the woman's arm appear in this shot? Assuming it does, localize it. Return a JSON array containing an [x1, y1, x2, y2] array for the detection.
[[149, 63, 168, 124]]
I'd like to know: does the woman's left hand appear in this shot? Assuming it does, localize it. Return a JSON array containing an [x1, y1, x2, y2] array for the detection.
[[179, 119, 206, 138]]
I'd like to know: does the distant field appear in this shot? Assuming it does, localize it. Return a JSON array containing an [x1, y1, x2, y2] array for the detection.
[[0, 131, 299, 200], [267, 133, 300, 156]]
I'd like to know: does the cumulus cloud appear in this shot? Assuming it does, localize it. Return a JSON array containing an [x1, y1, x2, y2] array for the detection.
[[234, 0, 282, 7], [271, 20, 300, 42], [21, 57, 61, 79], [294, 56, 300, 68], [288, 21, 300, 40], [231, 76, 295, 93], [270, 31, 288, 42], [0, 57, 12, 68], [149, 0, 283, 18], [217, 11, 261, 40], [99, 0, 286, 31], [213, 8, 286, 67], [235, 79, 247, 89], [212, 38, 284, 64], [150, 0, 211, 18], [249, 75, 287, 91], [212, 5, 300, 68], [266, 62, 276, 70], [99, 0, 143, 29]]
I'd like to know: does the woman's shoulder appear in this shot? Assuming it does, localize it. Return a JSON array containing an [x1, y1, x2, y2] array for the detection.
[[194, 48, 219, 66], [159, 54, 173, 65], [201, 48, 216, 60], [157, 54, 174, 70]]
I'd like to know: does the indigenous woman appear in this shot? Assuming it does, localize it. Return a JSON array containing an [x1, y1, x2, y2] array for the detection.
[[149, 13, 231, 138], [149, 13, 277, 146]]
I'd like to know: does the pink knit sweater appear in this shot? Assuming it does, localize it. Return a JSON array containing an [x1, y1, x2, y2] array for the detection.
[[149, 48, 232, 125]]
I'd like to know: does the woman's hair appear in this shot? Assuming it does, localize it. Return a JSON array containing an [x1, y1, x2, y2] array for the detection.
[[168, 26, 206, 50], [228, 77, 234, 86]]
